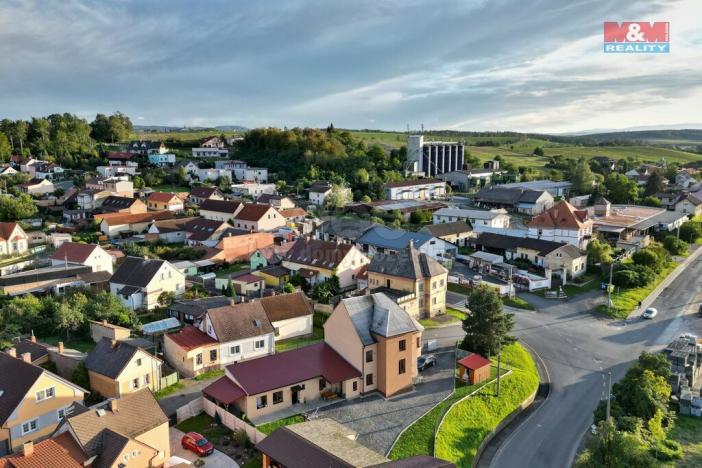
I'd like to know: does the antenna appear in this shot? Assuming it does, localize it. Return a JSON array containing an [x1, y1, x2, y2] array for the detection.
[[406, 124, 410, 135], [421, 124, 424, 134]]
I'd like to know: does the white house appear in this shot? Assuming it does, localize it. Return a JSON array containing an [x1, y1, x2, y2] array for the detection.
[[308, 181, 333, 206], [192, 168, 232, 183], [109, 257, 185, 310], [383, 179, 446, 200], [356, 226, 457, 262], [230, 182, 276, 197], [50, 242, 114, 274], [192, 147, 229, 158], [526, 200, 593, 250], [432, 207, 510, 230], [282, 238, 370, 289], [148, 153, 176, 166], [257, 292, 314, 341], [0, 222, 29, 256], [199, 199, 243, 222]]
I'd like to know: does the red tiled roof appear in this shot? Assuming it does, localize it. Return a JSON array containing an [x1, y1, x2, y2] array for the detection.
[[165, 326, 217, 351], [0, 432, 87, 468], [107, 152, 135, 160], [95, 210, 173, 226], [202, 377, 246, 405], [50, 242, 99, 263], [148, 192, 180, 204], [457, 353, 491, 371], [231, 273, 263, 284], [527, 200, 589, 230], [0, 223, 19, 241], [225, 342, 360, 395], [278, 207, 307, 219], [235, 203, 278, 222]]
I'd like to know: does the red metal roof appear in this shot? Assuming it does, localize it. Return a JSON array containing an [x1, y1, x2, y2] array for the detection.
[[165, 326, 217, 351], [202, 377, 246, 405], [457, 353, 491, 370], [225, 342, 360, 395], [50, 242, 99, 263]]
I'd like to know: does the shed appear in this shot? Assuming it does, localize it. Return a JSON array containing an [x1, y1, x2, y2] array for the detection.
[[457, 352, 492, 384]]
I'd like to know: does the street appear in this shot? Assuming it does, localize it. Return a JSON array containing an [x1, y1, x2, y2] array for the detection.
[[428, 254, 702, 468]]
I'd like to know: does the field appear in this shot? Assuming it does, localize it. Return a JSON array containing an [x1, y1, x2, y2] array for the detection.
[[131, 129, 242, 142], [542, 145, 702, 165]]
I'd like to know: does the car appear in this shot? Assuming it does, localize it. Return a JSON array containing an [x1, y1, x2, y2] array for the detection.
[[642, 307, 658, 319], [417, 354, 437, 371], [698, 304, 702, 317], [181, 432, 214, 457]]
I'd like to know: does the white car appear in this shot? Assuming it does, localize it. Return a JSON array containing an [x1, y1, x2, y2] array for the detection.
[[642, 307, 658, 319]]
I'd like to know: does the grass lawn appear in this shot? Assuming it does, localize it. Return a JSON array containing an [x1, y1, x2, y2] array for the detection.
[[420, 308, 467, 329], [388, 367, 501, 460], [597, 261, 678, 319], [434, 343, 539, 466], [154, 382, 185, 400], [194, 369, 225, 381], [667, 415, 702, 467], [446, 307, 468, 321], [176, 413, 231, 443], [447, 283, 471, 295], [151, 184, 190, 193], [215, 263, 249, 278], [275, 326, 324, 352], [41, 335, 95, 353], [257, 415, 305, 435], [503, 296, 534, 310]]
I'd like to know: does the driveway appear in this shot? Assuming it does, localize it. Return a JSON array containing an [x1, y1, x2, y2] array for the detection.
[[169, 428, 239, 468], [159, 377, 218, 416], [316, 347, 456, 455]]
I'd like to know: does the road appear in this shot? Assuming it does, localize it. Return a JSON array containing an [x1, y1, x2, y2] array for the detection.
[[429, 254, 702, 468]]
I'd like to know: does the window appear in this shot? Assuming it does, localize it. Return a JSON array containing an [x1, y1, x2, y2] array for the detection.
[[143, 374, 150, 386], [136, 358, 142, 366], [57, 407, 68, 420], [36, 387, 56, 402], [352, 381, 358, 392], [210, 350, 217, 362], [255, 339, 265, 349], [230, 345, 240, 355], [399, 340, 406, 352], [132, 378, 140, 389], [432, 281, 437, 290], [196, 353, 203, 365], [399, 359, 406, 375], [366, 374, 374, 386], [416, 337, 421, 348], [440, 279, 444, 287], [21, 419, 38, 435], [365, 350, 373, 363], [318, 378, 327, 391], [273, 391, 283, 404], [432, 297, 437, 305], [256, 395, 268, 409]]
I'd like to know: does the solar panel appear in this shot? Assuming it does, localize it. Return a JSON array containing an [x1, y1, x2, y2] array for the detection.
[[141, 317, 181, 335]]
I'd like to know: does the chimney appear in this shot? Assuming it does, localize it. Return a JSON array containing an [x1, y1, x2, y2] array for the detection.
[[58, 342, 65, 354], [102, 319, 108, 326], [21, 441, 34, 457], [7, 347, 16, 358], [30, 334, 36, 343], [110, 399, 118, 412], [110, 339, 118, 348], [21, 352, 32, 363]]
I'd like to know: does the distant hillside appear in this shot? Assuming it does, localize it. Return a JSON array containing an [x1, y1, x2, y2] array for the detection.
[[558, 129, 702, 148], [134, 124, 248, 133]]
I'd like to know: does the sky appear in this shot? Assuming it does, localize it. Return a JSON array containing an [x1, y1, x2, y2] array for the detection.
[[1, 0, 701, 133]]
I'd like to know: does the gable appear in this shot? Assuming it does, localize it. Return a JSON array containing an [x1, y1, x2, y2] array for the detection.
[[116, 349, 162, 380]]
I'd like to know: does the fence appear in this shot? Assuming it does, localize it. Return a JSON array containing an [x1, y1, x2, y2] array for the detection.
[[175, 397, 266, 445], [176, 397, 204, 423], [160, 371, 179, 390]]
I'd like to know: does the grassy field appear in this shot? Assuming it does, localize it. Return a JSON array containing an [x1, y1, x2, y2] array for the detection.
[[256, 415, 306, 435], [598, 261, 678, 319], [176, 413, 231, 441], [194, 368, 225, 381], [419, 307, 467, 329], [154, 382, 185, 400], [275, 326, 324, 352], [667, 416, 702, 467], [42, 335, 95, 353], [503, 296, 534, 310], [434, 343, 539, 466], [132, 129, 243, 142], [542, 145, 702, 165]]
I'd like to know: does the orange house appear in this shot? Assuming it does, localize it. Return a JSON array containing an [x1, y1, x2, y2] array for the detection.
[[457, 353, 492, 384], [211, 232, 274, 263]]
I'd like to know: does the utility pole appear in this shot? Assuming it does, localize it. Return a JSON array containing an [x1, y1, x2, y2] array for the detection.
[[606, 371, 612, 421], [607, 261, 614, 312], [496, 340, 502, 397]]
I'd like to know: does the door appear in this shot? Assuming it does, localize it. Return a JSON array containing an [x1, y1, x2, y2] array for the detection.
[[292, 389, 299, 404]]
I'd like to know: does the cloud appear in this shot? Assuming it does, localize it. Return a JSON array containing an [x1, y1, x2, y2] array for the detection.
[[0, 0, 699, 132]]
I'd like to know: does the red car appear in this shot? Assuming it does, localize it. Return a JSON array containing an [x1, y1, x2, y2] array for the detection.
[[181, 432, 214, 457]]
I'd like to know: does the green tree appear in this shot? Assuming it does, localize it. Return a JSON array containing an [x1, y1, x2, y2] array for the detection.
[[0, 194, 39, 221], [283, 282, 295, 293], [586, 238, 613, 265], [133, 175, 145, 189], [90, 114, 111, 142], [460, 286, 516, 356], [663, 236, 688, 256], [605, 174, 638, 204], [53, 301, 85, 340], [0, 133, 11, 162], [157, 291, 176, 308], [577, 419, 655, 468], [107, 112, 133, 142], [409, 209, 433, 225], [641, 196, 661, 207], [644, 172, 665, 197], [325, 184, 352, 209], [679, 221, 702, 243], [571, 156, 595, 194], [533, 147, 544, 156]]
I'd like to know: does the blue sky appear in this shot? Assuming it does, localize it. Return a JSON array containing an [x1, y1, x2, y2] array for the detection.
[[1, 0, 700, 133]]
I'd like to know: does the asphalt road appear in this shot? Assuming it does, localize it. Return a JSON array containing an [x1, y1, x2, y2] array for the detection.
[[430, 254, 702, 468]]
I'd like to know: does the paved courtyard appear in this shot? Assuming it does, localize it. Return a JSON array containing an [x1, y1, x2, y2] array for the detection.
[[317, 346, 456, 455], [168, 428, 239, 468]]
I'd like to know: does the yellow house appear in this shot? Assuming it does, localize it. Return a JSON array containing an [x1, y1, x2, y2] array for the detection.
[[0, 351, 86, 456], [367, 243, 448, 319], [252, 265, 291, 288], [84, 338, 162, 399], [54, 389, 170, 467], [147, 192, 184, 212]]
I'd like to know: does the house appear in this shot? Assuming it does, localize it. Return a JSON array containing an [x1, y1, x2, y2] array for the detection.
[[54, 389, 170, 467], [0, 223, 29, 256], [0, 352, 86, 455], [146, 192, 184, 212], [189, 186, 224, 205], [75, 189, 110, 211], [215, 271, 265, 298], [437, 168, 500, 191], [107, 151, 138, 165], [475, 186, 554, 214], [192, 167, 232, 183], [99, 196, 147, 214], [0, 166, 18, 177], [0, 432, 88, 467], [109, 256, 185, 310], [96, 210, 174, 237], [211, 231, 274, 263], [232, 204, 285, 232], [258, 292, 314, 341], [192, 147, 229, 158], [256, 194, 295, 210], [498, 180, 573, 198], [308, 181, 333, 206], [279, 207, 308, 224], [419, 221, 473, 247], [357, 226, 457, 262], [432, 207, 510, 230], [676, 170, 697, 189], [167, 296, 232, 324], [163, 326, 220, 378], [33, 162, 64, 180], [324, 292, 423, 397], [183, 218, 230, 246], [84, 338, 162, 398], [201, 342, 361, 422], [282, 238, 370, 289], [527, 200, 593, 249], [0, 264, 112, 297], [366, 243, 448, 318], [383, 179, 446, 200], [89, 320, 131, 343], [199, 199, 242, 222], [147, 152, 176, 166], [315, 218, 379, 244], [233, 167, 269, 183], [457, 353, 492, 384], [128, 140, 167, 155], [85, 176, 133, 198], [253, 265, 291, 289], [230, 182, 276, 197], [674, 193, 702, 217], [50, 242, 114, 274], [18, 178, 54, 196], [625, 164, 663, 185], [656, 192, 683, 210], [6, 336, 50, 366]]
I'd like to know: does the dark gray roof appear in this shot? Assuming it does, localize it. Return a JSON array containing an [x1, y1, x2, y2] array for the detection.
[[169, 296, 232, 319], [96, 429, 131, 468], [110, 256, 166, 288], [256, 426, 354, 468], [0, 353, 43, 424], [420, 221, 472, 238], [101, 196, 139, 211], [368, 244, 447, 280], [199, 199, 242, 214], [476, 232, 573, 256], [342, 293, 423, 346], [12, 338, 49, 363], [475, 186, 547, 205], [84, 338, 140, 379], [318, 217, 378, 241]]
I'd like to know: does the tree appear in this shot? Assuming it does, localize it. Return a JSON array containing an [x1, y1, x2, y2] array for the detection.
[[218, 175, 231, 192], [157, 291, 176, 308], [90, 114, 111, 142], [641, 196, 661, 207], [0, 134, 11, 162], [283, 282, 295, 293], [53, 302, 84, 340], [132, 175, 145, 189], [663, 236, 688, 256], [409, 209, 433, 225], [644, 172, 665, 197], [577, 419, 655, 468], [679, 221, 702, 243], [325, 184, 352, 209], [632, 248, 664, 270], [533, 147, 544, 156], [107, 112, 133, 142], [571, 157, 595, 194], [605, 174, 638, 204], [311, 276, 341, 304], [587, 239, 613, 265], [0, 194, 39, 221], [460, 286, 516, 356]]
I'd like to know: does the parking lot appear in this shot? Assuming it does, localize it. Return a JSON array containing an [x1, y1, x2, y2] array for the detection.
[[316, 346, 456, 454]]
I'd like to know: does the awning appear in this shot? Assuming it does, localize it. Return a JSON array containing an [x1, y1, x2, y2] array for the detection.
[[290, 384, 305, 392], [595, 225, 625, 233], [203, 377, 246, 405]]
